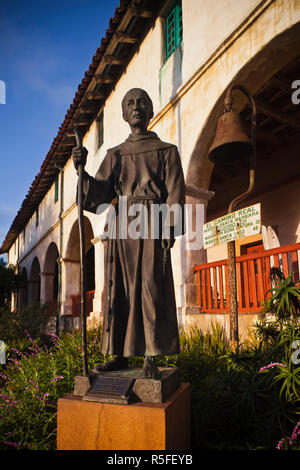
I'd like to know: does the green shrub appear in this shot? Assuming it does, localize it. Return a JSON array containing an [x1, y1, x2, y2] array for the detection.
[[0, 320, 299, 450], [0, 304, 49, 343]]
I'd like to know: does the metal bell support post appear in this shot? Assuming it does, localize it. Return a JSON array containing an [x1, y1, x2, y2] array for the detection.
[[208, 84, 257, 349]]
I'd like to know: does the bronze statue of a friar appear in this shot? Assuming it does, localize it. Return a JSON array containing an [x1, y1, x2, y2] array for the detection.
[[72, 88, 185, 379]]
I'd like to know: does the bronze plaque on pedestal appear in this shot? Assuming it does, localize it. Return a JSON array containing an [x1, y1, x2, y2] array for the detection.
[[83, 375, 135, 404], [82, 367, 180, 404]]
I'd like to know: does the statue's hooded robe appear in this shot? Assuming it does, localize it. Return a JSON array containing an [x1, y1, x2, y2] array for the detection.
[[81, 131, 185, 357]]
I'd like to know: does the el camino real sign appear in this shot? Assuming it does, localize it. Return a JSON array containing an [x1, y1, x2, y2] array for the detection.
[[203, 203, 261, 249]]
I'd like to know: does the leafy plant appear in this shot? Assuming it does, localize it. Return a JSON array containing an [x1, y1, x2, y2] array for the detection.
[[267, 270, 300, 320], [0, 261, 22, 308], [0, 320, 299, 450], [0, 304, 49, 343]]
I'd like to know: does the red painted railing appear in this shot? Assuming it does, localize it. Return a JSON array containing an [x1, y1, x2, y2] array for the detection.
[[70, 290, 95, 317], [194, 243, 300, 313], [46, 299, 58, 316]]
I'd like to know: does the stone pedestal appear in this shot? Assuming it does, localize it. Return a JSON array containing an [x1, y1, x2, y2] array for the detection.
[[57, 383, 190, 450]]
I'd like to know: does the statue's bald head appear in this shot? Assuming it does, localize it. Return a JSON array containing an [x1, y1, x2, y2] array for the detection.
[[122, 88, 154, 124]]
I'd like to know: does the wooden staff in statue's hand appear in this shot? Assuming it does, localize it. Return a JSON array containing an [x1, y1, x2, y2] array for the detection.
[[72, 128, 89, 378]]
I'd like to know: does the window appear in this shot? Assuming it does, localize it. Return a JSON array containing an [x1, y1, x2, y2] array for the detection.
[[166, 0, 182, 60], [36, 207, 39, 228], [22, 228, 25, 244], [96, 113, 104, 151], [55, 176, 59, 203]]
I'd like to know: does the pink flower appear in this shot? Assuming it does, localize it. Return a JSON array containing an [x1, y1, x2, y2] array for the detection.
[[276, 438, 284, 450], [290, 421, 300, 442], [259, 362, 286, 372], [276, 420, 300, 450], [3, 441, 20, 448]]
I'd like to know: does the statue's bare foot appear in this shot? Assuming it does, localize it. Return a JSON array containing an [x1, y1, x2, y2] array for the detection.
[[143, 357, 161, 380], [91, 355, 128, 374]]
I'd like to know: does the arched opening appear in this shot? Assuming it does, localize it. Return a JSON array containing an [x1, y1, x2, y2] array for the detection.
[[86, 245, 95, 292], [186, 22, 300, 192], [19, 267, 28, 308], [183, 22, 300, 336], [63, 217, 95, 320], [29, 257, 41, 304], [207, 53, 300, 230], [203, 53, 300, 316], [43, 242, 59, 315]]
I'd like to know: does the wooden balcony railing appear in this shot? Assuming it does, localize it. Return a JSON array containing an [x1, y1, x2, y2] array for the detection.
[[194, 242, 300, 314], [70, 290, 95, 317]]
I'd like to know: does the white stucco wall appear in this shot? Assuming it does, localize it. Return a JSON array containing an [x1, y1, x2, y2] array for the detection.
[[181, 0, 262, 83], [7, 0, 300, 332]]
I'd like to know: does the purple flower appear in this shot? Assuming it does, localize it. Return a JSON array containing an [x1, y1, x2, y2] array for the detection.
[[51, 375, 64, 384], [37, 392, 50, 402], [9, 399, 17, 412], [3, 440, 31, 449], [45, 399, 57, 407], [0, 393, 13, 401], [11, 347, 24, 357], [0, 372, 10, 380], [49, 333, 59, 344], [29, 380, 39, 390], [24, 330, 42, 352], [8, 357, 20, 365]]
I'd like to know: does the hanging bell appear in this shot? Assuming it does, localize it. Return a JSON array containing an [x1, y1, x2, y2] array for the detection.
[[208, 109, 253, 165]]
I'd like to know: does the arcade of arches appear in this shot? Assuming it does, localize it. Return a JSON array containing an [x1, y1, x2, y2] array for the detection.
[[18, 217, 96, 326]]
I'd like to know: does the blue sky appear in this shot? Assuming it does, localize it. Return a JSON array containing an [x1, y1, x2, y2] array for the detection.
[[0, 0, 120, 261]]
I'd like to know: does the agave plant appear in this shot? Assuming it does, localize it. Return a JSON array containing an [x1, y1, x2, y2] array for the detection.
[[267, 270, 300, 320]]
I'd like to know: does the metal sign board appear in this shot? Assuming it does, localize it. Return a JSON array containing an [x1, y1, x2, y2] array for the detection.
[[203, 203, 261, 249]]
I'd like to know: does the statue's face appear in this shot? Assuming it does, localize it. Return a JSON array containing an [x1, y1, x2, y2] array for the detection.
[[122, 89, 153, 129]]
